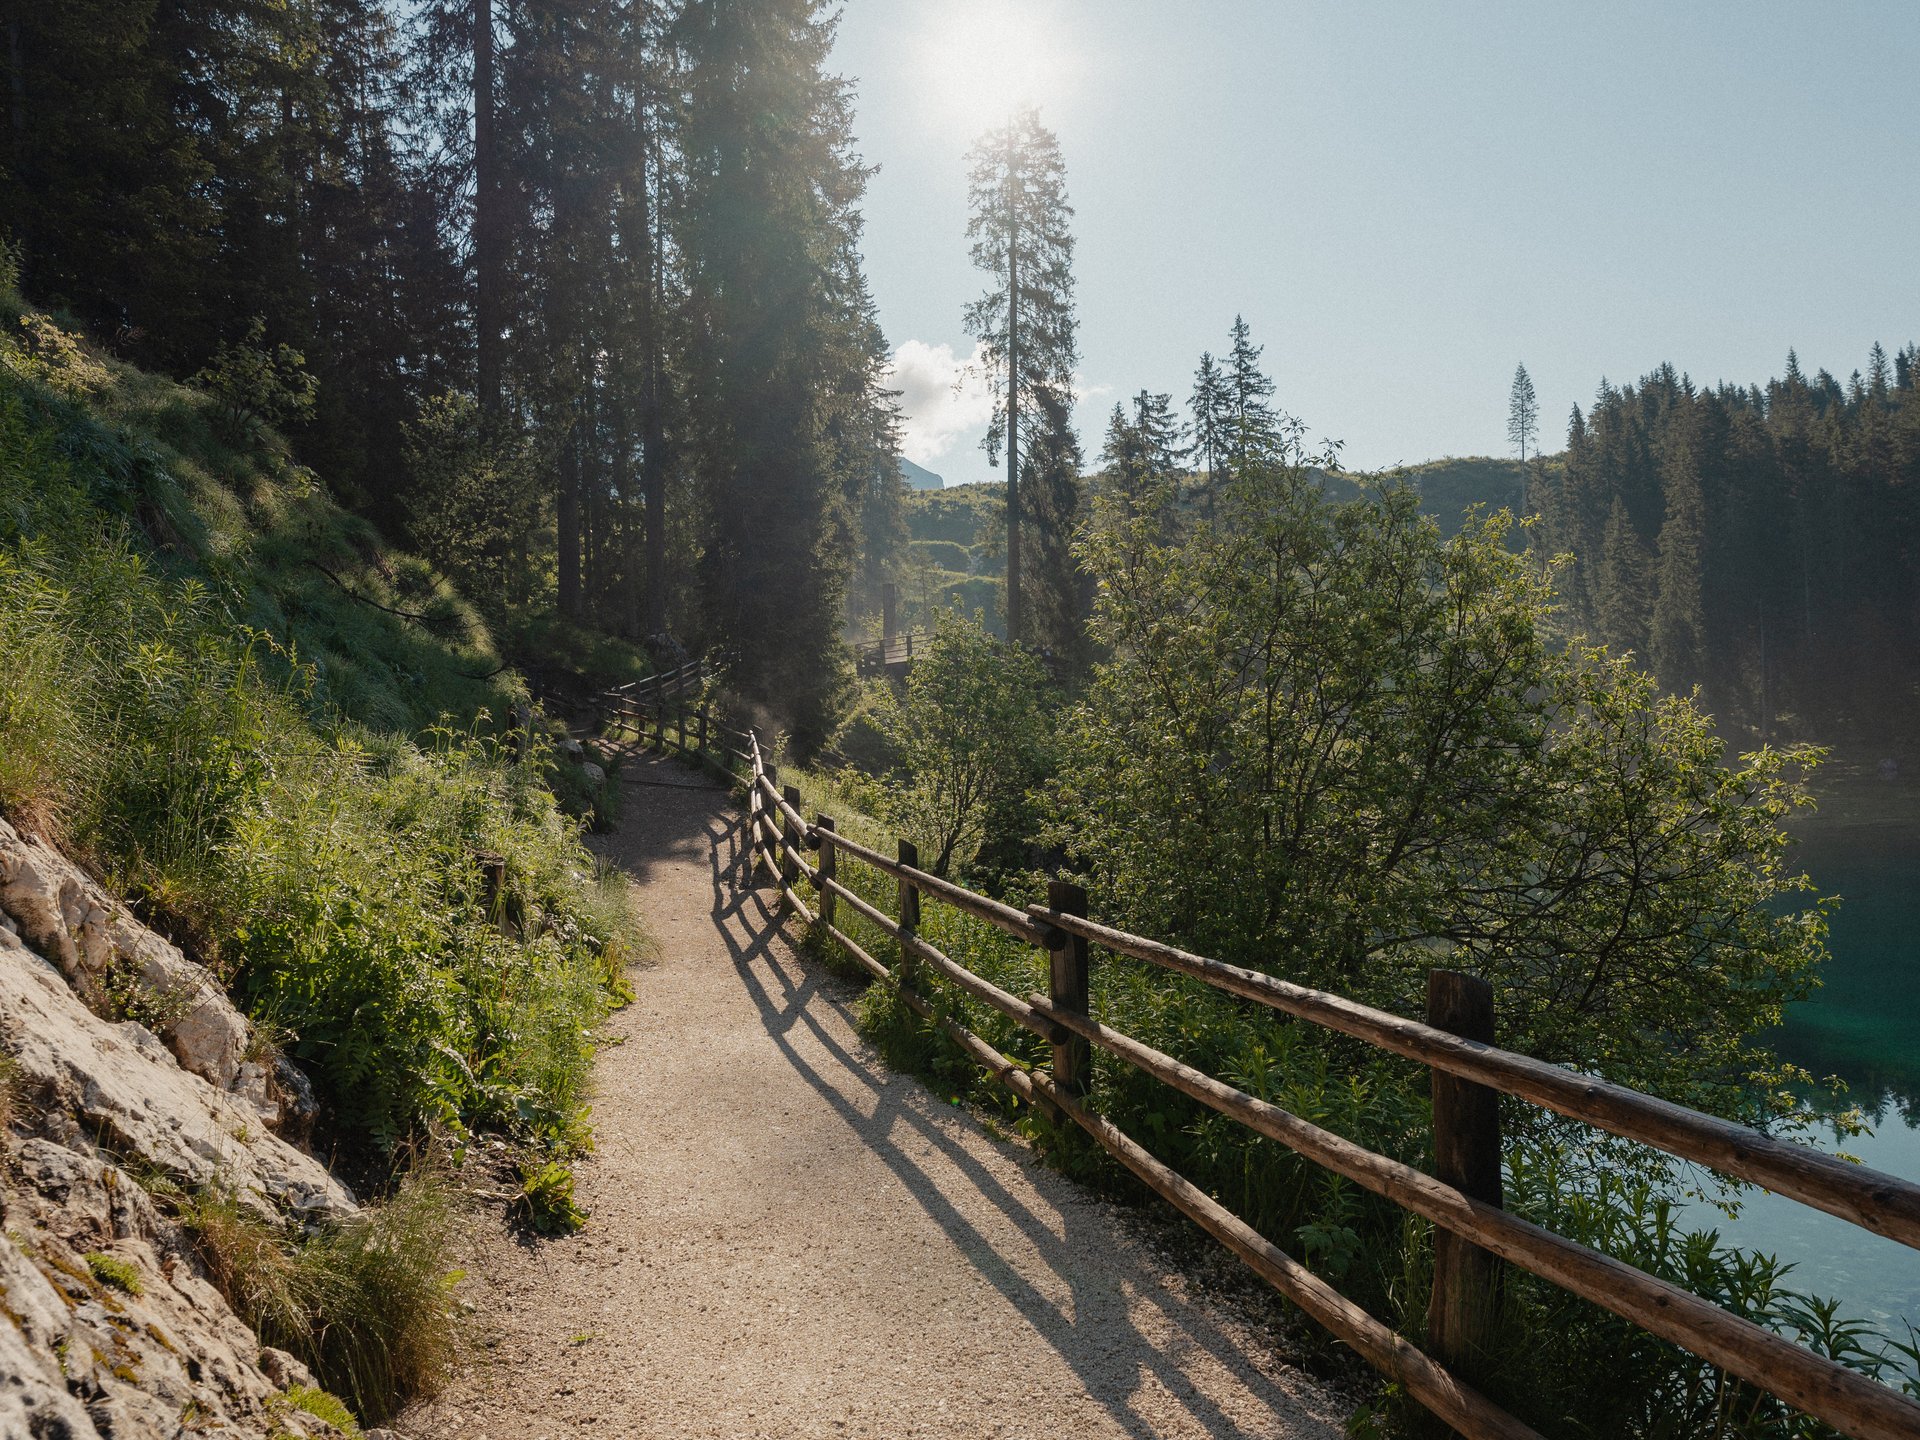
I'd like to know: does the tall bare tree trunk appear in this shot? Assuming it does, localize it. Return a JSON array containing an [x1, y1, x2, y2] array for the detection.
[[1003, 128, 1022, 648], [473, 0, 503, 422]]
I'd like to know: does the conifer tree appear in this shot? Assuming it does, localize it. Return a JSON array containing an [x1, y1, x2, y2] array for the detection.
[[1593, 495, 1654, 658], [675, 0, 891, 745], [1189, 350, 1231, 513], [1224, 314, 1279, 470], [1650, 448, 1708, 689], [963, 106, 1078, 649], [1508, 362, 1539, 463]]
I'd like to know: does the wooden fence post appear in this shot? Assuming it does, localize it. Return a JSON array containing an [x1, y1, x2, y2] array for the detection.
[[746, 770, 760, 881], [1427, 968, 1504, 1377], [815, 816, 836, 929], [1046, 880, 1091, 1101], [676, 704, 687, 753], [897, 839, 920, 986], [697, 705, 710, 758], [780, 785, 801, 906]]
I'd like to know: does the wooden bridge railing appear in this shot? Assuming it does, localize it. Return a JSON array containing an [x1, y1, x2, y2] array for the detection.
[[628, 710, 1920, 1440]]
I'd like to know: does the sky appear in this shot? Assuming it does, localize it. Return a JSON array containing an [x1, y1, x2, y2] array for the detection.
[[829, 1, 1920, 487]]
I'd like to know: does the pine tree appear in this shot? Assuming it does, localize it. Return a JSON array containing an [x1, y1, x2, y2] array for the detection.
[[1650, 444, 1707, 689], [963, 106, 1078, 650], [1508, 363, 1539, 463], [675, 0, 890, 745], [1224, 314, 1279, 470], [1593, 495, 1654, 658], [1188, 350, 1231, 514]]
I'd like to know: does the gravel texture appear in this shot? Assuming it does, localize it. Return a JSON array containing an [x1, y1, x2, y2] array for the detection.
[[403, 753, 1347, 1440]]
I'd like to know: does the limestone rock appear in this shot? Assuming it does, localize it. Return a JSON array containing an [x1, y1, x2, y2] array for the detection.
[[0, 817, 252, 1098], [0, 927, 356, 1222], [1, 1134, 354, 1439], [581, 760, 607, 786]]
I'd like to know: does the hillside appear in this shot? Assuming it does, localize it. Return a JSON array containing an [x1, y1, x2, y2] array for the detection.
[[0, 291, 642, 1430], [893, 461, 1547, 639]]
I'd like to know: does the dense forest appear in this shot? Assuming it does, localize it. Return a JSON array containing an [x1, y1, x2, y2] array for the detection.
[[1531, 349, 1920, 742], [1, 0, 903, 742]]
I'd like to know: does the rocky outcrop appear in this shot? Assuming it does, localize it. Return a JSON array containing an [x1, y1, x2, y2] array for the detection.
[[0, 818, 303, 1127], [0, 823, 365, 1437], [0, 931, 355, 1222], [1, 1135, 350, 1439]]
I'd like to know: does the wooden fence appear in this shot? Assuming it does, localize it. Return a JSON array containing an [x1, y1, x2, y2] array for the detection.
[[604, 686, 1920, 1440]]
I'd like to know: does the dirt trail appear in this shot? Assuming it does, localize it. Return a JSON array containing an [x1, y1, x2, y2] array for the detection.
[[403, 753, 1346, 1440]]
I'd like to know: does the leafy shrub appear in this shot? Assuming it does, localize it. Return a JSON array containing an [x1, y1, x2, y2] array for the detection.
[[876, 610, 1050, 878], [192, 317, 317, 446], [515, 1159, 588, 1235], [908, 538, 971, 572]]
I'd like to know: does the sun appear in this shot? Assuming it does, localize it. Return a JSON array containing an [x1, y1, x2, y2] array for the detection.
[[915, 2, 1075, 138]]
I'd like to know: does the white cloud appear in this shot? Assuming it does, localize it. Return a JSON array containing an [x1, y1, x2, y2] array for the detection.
[[884, 339, 995, 469]]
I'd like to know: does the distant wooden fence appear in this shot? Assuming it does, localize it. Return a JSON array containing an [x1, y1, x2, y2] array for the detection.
[[604, 687, 1920, 1440], [855, 627, 929, 674]]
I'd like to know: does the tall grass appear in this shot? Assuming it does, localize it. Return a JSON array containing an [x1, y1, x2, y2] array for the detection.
[[183, 1162, 463, 1423]]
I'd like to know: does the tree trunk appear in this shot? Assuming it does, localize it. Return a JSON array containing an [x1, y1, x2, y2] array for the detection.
[[640, 90, 668, 638], [1004, 132, 1022, 648], [558, 412, 582, 618], [473, 0, 503, 423]]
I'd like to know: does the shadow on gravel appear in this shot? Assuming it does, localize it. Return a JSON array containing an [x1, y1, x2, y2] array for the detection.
[[700, 805, 1319, 1440]]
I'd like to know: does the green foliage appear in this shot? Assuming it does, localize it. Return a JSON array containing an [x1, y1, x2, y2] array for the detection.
[[84, 1251, 144, 1296], [0, 303, 637, 1152], [402, 392, 543, 618], [5, 315, 113, 400], [193, 319, 318, 447], [185, 1163, 462, 1424], [515, 1159, 588, 1236], [877, 612, 1051, 878], [277, 1386, 363, 1438], [1058, 458, 1827, 1128], [909, 538, 971, 572]]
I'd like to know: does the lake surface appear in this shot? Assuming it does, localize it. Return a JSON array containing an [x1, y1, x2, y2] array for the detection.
[[1689, 780, 1920, 1337]]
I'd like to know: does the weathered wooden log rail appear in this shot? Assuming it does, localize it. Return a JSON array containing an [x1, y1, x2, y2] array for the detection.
[[603, 689, 1920, 1440]]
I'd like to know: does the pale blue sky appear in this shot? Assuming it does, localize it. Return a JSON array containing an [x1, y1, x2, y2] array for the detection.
[[830, 1, 1919, 486]]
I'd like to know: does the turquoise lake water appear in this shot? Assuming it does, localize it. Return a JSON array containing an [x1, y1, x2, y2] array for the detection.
[[1687, 803, 1920, 1336]]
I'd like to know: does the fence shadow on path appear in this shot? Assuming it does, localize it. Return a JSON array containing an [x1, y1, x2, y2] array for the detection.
[[698, 800, 1335, 1440]]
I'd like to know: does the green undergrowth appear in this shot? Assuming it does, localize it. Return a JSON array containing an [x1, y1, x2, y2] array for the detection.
[[765, 759, 1920, 1438], [0, 294, 641, 1159], [182, 1163, 458, 1426]]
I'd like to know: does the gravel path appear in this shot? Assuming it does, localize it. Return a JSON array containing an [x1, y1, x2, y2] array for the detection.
[[403, 754, 1347, 1440]]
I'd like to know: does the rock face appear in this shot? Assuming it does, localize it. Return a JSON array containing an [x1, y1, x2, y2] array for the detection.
[[0, 931, 355, 1222], [0, 823, 364, 1438], [0, 818, 297, 1125]]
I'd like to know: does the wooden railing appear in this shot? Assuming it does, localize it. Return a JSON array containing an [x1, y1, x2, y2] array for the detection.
[[628, 708, 1920, 1440], [855, 628, 929, 672]]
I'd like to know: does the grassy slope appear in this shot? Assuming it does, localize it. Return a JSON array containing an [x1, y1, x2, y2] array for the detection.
[[0, 292, 636, 1153]]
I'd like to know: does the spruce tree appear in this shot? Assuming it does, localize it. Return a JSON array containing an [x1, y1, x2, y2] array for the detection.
[[1224, 314, 1279, 470], [675, 0, 891, 745], [963, 106, 1078, 650], [1189, 350, 1231, 514], [1508, 362, 1539, 463]]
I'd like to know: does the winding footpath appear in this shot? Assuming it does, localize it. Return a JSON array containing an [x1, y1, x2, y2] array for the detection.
[[402, 753, 1346, 1440]]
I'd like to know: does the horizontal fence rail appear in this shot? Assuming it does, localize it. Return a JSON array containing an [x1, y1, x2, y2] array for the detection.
[[630, 710, 1920, 1440]]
